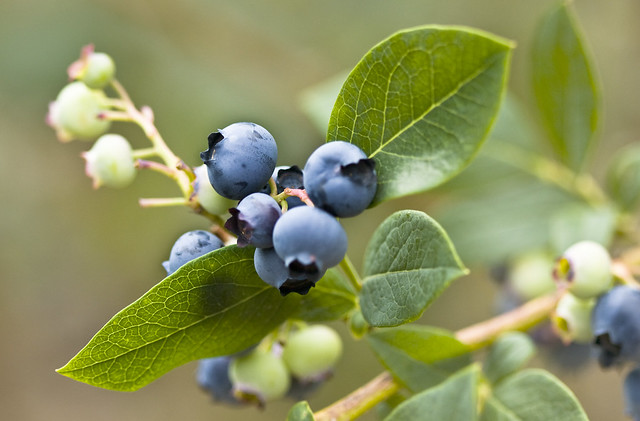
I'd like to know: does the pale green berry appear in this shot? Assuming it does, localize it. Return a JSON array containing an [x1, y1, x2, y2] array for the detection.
[[49, 81, 110, 141], [554, 241, 612, 299], [81, 52, 116, 89], [193, 165, 235, 215], [82, 134, 136, 189], [552, 292, 595, 344], [282, 325, 342, 381], [229, 349, 290, 404], [509, 250, 557, 300]]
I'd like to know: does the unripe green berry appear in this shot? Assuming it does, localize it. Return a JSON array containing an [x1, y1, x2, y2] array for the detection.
[[509, 250, 557, 300], [552, 292, 595, 344], [82, 134, 136, 189], [193, 165, 235, 215], [553, 241, 612, 299], [48, 81, 110, 141], [229, 349, 290, 404], [81, 52, 116, 89], [282, 325, 342, 381]]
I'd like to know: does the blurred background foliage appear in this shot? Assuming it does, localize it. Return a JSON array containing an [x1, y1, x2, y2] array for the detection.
[[1, 0, 640, 419]]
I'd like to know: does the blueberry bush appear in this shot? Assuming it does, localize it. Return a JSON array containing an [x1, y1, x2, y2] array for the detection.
[[48, 3, 640, 420]]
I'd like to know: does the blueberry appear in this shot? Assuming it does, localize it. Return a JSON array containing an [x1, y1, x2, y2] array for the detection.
[[551, 292, 595, 344], [553, 241, 612, 299], [303, 141, 376, 217], [225, 193, 281, 248], [81, 134, 136, 189], [200, 122, 277, 200], [282, 325, 343, 381], [274, 165, 305, 208], [592, 285, 640, 368], [509, 250, 557, 300], [193, 165, 236, 215], [68, 45, 116, 89], [197, 357, 239, 404], [47, 81, 110, 142], [272, 206, 347, 281], [625, 366, 640, 421], [229, 348, 291, 404], [164, 230, 224, 275], [254, 247, 323, 296]]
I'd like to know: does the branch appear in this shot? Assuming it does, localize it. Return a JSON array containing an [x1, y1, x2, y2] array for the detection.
[[313, 290, 562, 420]]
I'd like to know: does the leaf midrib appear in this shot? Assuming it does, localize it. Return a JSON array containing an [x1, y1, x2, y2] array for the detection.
[[368, 52, 504, 158]]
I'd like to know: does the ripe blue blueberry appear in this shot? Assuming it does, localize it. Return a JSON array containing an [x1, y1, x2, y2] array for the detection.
[[200, 122, 277, 200], [272, 206, 347, 281], [303, 141, 376, 217], [625, 366, 640, 421], [592, 285, 640, 368], [197, 357, 239, 405], [254, 247, 323, 296], [163, 230, 224, 275], [225, 193, 281, 248]]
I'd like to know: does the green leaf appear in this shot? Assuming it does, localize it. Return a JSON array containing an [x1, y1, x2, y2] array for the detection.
[[360, 210, 467, 327], [385, 365, 480, 421], [328, 26, 513, 205], [532, 2, 600, 171], [293, 268, 357, 322], [57, 246, 300, 391], [480, 369, 588, 421], [483, 332, 536, 385], [287, 401, 315, 421], [367, 325, 471, 392], [549, 203, 616, 254]]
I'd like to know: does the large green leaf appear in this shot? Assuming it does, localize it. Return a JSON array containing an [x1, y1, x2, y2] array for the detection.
[[367, 325, 471, 392], [483, 332, 536, 385], [57, 246, 300, 391], [480, 369, 588, 421], [327, 26, 513, 205], [385, 365, 480, 421], [293, 268, 357, 322], [532, 2, 600, 171], [360, 210, 467, 326]]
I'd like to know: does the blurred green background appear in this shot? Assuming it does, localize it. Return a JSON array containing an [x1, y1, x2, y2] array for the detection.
[[2, 0, 639, 419]]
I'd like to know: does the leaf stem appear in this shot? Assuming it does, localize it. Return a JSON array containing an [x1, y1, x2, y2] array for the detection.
[[313, 290, 562, 420], [339, 255, 363, 292]]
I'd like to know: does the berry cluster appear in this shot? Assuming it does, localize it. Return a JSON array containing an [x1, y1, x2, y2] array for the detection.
[[497, 239, 640, 419], [47, 46, 139, 190], [164, 229, 344, 406], [197, 324, 343, 406], [200, 122, 377, 295]]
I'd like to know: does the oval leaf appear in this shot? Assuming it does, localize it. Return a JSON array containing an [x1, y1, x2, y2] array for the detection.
[[367, 325, 471, 392], [481, 369, 588, 421], [385, 365, 480, 421], [57, 246, 300, 391], [532, 2, 600, 171], [483, 332, 536, 385], [361, 210, 468, 326], [328, 26, 513, 204]]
